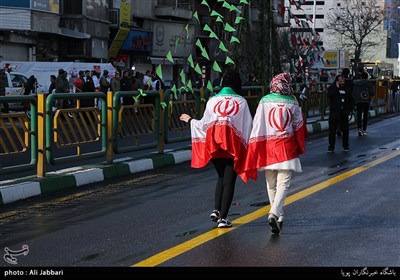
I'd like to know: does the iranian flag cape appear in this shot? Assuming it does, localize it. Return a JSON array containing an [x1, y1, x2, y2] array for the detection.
[[190, 87, 255, 182], [244, 93, 306, 180]]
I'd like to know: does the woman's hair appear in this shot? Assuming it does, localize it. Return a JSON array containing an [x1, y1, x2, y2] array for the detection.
[[221, 68, 242, 93]]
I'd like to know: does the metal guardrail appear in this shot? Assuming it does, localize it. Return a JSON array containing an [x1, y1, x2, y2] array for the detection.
[[0, 95, 38, 174]]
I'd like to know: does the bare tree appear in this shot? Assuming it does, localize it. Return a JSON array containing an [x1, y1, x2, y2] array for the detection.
[[325, 0, 386, 71]]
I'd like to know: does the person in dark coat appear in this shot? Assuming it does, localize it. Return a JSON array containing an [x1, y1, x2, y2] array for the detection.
[[353, 72, 374, 136], [24, 75, 37, 95], [327, 74, 355, 153], [120, 70, 134, 105]]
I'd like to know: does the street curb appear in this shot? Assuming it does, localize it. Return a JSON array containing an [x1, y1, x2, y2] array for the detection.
[[0, 149, 192, 205], [306, 109, 377, 134]]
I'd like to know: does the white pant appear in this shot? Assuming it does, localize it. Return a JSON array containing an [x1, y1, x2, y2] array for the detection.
[[265, 169, 292, 221]]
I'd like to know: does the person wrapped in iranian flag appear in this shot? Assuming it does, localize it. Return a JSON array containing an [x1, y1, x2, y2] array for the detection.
[[245, 73, 306, 235], [179, 68, 255, 228]]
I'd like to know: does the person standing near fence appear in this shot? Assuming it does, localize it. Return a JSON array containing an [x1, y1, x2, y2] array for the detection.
[[179, 68, 255, 228], [245, 73, 306, 235], [327, 75, 355, 152], [353, 72, 374, 136]]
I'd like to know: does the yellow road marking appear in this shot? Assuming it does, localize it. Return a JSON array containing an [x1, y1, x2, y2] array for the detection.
[[132, 149, 400, 267]]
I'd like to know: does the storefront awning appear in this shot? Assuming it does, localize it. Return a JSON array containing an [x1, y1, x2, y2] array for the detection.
[[59, 27, 91, 39]]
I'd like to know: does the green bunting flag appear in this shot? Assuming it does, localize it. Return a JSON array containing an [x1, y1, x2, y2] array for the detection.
[[225, 56, 235, 65], [212, 61, 222, 73], [208, 30, 219, 40], [224, 22, 236, 32], [230, 36, 240, 44], [186, 80, 194, 93], [201, 48, 210, 60], [185, 24, 189, 38], [180, 69, 186, 85], [216, 16, 224, 23], [219, 41, 228, 52], [210, 10, 223, 18], [166, 51, 174, 64], [207, 80, 214, 93], [235, 16, 244, 24], [156, 65, 163, 80], [194, 63, 202, 75], [193, 11, 200, 23], [171, 84, 177, 95], [228, 4, 241, 13], [239, 0, 249, 4], [174, 37, 180, 48], [187, 54, 194, 68], [196, 39, 203, 50], [203, 24, 212, 32], [222, 1, 230, 9], [201, 0, 210, 11]]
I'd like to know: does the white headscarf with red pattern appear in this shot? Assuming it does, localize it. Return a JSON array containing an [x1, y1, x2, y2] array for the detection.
[[269, 73, 293, 95]]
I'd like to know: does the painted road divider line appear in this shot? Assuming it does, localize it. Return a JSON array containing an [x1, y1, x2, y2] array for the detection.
[[132, 149, 400, 267]]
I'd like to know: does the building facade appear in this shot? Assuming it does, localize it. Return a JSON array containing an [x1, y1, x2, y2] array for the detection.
[[0, 0, 109, 62]]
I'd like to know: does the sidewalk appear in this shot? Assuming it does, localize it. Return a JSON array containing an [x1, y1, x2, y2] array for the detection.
[[0, 109, 379, 205]]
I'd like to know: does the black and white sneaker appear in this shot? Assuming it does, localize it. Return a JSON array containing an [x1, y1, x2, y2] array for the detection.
[[210, 210, 220, 222], [268, 213, 280, 234], [217, 218, 232, 228]]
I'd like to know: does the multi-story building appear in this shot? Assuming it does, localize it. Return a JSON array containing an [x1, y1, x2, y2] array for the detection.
[[0, 0, 109, 62], [288, 0, 399, 75], [384, 0, 400, 76]]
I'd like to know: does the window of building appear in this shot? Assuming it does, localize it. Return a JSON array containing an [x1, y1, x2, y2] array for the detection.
[[63, 0, 83, 15]]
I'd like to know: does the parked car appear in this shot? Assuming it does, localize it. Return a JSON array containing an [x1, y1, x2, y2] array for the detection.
[[1, 71, 46, 113]]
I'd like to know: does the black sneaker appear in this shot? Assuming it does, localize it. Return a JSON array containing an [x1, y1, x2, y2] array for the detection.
[[327, 148, 334, 153], [268, 214, 280, 234], [217, 218, 232, 228], [358, 130, 362, 136], [210, 210, 220, 222]]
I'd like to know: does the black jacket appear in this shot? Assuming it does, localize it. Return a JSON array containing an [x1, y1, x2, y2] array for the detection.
[[327, 84, 355, 119], [353, 79, 375, 104]]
